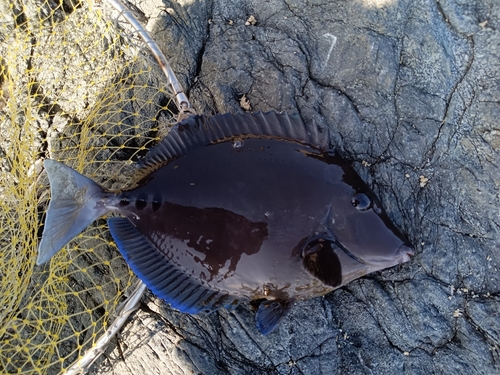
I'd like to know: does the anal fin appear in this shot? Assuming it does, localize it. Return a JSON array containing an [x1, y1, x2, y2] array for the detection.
[[108, 217, 237, 314], [255, 299, 293, 335]]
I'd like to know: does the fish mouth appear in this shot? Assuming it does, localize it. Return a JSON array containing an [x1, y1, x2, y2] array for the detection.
[[396, 243, 415, 263]]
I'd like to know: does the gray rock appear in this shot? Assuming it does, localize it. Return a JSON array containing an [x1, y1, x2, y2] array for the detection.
[[86, 0, 499, 374]]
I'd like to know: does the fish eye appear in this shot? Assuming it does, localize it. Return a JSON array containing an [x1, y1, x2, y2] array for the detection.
[[351, 193, 371, 211]]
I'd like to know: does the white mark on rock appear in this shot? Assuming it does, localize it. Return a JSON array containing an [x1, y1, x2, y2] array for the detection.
[[323, 33, 337, 68]]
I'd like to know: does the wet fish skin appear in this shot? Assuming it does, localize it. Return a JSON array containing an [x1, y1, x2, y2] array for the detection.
[[37, 112, 414, 335]]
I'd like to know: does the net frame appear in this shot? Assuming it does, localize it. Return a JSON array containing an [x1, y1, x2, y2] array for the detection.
[[0, 0, 183, 373]]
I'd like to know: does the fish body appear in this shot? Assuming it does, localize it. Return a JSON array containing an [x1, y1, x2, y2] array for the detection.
[[38, 112, 414, 334]]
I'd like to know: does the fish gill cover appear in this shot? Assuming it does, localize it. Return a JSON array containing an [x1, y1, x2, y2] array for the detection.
[[0, 0, 177, 373]]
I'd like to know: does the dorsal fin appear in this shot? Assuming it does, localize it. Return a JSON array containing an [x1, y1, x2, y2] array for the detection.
[[136, 111, 329, 177]]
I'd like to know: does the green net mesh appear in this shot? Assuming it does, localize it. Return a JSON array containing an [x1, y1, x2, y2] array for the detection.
[[0, 0, 177, 373]]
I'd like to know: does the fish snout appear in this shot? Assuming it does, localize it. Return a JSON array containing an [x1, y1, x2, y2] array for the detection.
[[396, 243, 415, 263]]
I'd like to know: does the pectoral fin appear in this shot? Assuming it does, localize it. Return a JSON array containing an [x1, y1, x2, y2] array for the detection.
[[302, 238, 343, 288], [255, 299, 294, 335]]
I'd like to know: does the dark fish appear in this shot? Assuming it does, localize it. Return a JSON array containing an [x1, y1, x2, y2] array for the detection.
[[37, 112, 414, 335]]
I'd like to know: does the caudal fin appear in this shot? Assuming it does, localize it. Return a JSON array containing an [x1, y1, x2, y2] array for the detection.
[[37, 159, 112, 265]]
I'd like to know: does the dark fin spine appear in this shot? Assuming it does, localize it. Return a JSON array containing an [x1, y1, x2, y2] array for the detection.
[[255, 299, 294, 335], [37, 159, 112, 265], [183, 289, 211, 310]]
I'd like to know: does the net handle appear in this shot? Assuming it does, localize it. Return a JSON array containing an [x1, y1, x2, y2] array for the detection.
[[105, 0, 191, 113], [63, 281, 147, 375]]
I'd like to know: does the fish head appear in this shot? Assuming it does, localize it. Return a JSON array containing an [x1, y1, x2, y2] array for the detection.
[[325, 162, 414, 282]]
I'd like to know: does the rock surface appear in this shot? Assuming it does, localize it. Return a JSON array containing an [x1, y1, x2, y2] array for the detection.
[[90, 0, 500, 374]]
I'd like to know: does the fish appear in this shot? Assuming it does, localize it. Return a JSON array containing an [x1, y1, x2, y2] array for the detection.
[[37, 111, 414, 335]]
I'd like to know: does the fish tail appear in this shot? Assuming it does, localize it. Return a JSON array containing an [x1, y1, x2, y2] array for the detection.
[[37, 159, 112, 265]]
